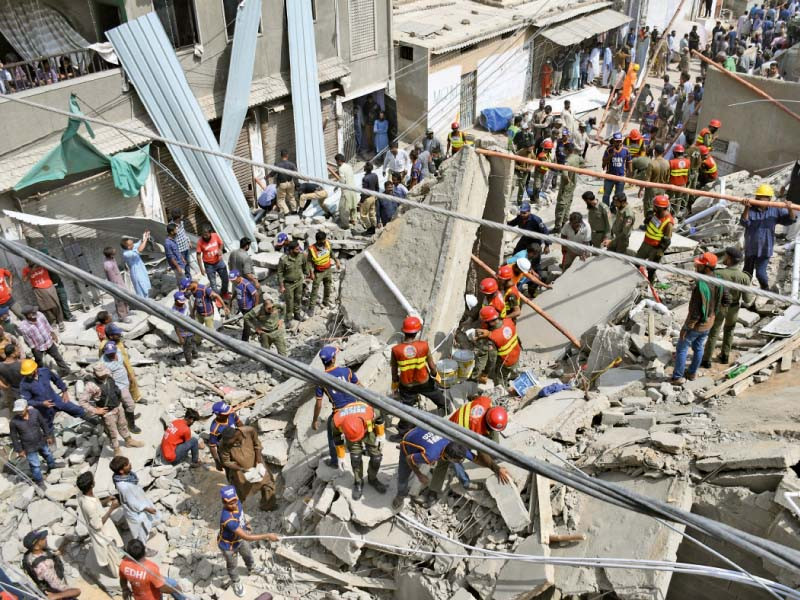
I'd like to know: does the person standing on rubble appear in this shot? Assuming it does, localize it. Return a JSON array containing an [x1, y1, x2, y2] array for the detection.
[[171, 292, 197, 365], [109, 455, 159, 546], [186, 279, 229, 329], [508, 202, 551, 255], [76, 471, 123, 578], [585, 191, 612, 247], [495, 265, 522, 321], [607, 193, 636, 253], [165, 224, 186, 289], [10, 399, 63, 489], [243, 298, 287, 356], [741, 184, 797, 290], [20, 358, 86, 437], [307, 231, 340, 312], [636, 195, 674, 282], [334, 154, 359, 229], [272, 149, 298, 216], [702, 247, 755, 367], [196, 226, 230, 299], [601, 133, 632, 207], [102, 247, 131, 322], [560, 212, 591, 270], [553, 143, 583, 232], [228, 237, 259, 288], [230, 270, 259, 342], [219, 426, 277, 511], [390, 316, 446, 441], [217, 486, 279, 597], [209, 401, 243, 473], [473, 306, 521, 385], [642, 143, 671, 224], [168, 208, 193, 279], [103, 324, 142, 404], [18, 306, 70, 375], [331, 400, 387, 500], [121, 233, 151, 299], [671, 252, 726, 385], [277, 240, 310, 323], [21, 260, 64, 331], [100, 342, 141, 434]]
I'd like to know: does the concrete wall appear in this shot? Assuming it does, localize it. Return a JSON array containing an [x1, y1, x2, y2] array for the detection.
[[395, 42, 429, 141], [698, 68, 800, 175]]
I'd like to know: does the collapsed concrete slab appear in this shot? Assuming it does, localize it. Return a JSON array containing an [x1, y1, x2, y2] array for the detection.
[[493, 534, 554, 600], [517, 256, 640, 364], [340, 147, 489, 344], [696, 441, 800, 473], [514, 391, 610, 443]]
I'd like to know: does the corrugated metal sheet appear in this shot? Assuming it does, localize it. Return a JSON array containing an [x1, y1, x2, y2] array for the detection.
[[219, 0, 262, 157], [539, 9, 631, 47], [286, 0, 328, 180], [107, 13, 255, 248]]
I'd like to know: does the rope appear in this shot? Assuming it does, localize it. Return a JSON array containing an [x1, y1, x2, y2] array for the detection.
[[3, 93, 797, 308], [5, 242, 800, 578]]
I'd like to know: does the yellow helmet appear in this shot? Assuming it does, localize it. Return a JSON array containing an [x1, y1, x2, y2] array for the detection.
[[20, 359, 38, 376], [755, 183, 775, 198], [632, 63, 640, 71]]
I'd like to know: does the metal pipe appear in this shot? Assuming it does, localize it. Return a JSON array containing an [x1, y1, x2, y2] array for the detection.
[[469, 254, 581, 349], [364, 250, 418, 317], [475, 148, 800, 211], [682, 200, 727, 227], [691, 50, 800, 126]]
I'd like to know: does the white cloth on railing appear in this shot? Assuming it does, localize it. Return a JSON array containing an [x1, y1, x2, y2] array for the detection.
[[87, 42, 119, 65]]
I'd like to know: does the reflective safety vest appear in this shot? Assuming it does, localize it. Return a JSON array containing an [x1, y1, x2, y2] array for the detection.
[[507, 125, 520, 151], [624, 137, 645, 157], [392, 340, 431, 386], [449, 395, 492, 436], [309, 241, 332, 272], [644, 212, 675, 246], [695, 127, 714, 146], [333, 401, 376, 432], [669, 158, 689, 186], [701, 156, 718, 180], [503, 286, 521, 317], [488, 318, 520, 366], [535, 150, 551, 174], [483, 292, 507, 318], [449, 131, 466, 151]]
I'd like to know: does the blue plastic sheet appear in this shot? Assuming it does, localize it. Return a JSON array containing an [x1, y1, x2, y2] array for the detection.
[[480, 107, 513, 132]]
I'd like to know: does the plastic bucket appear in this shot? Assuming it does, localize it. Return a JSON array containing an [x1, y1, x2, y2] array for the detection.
[[453, 349, 475, 379], [437, 359, 459, 388]]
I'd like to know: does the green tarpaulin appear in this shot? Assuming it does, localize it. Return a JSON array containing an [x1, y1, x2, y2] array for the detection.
[[14, 94, 150, 197]]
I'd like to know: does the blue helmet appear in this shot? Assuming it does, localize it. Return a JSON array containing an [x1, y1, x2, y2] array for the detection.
[[276, 232, 289, 244], [174, 291, 187, 303], [229, 269, 241, 279], [179, 277, 192, 290], [102, 341, 117, 356], [612, 132, 623, 141], [319, 345, 337, 364], [105, 323, 123, 337], [212, 401, 232, 415]]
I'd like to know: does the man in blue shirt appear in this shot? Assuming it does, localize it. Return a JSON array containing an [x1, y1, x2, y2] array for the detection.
[[208, 401, 242, 472], [217, 485, 278, 597], [392, 427, 476, 509], [187, 280, 228, 329], [230, 270, 259, 341], [508, 202, 552, 255], [740, 184, 796, 289], [253, 179, 277, 224], [602, 133, 631, 208], [165, 223, 186, 288], [378, 180, 400, 227], [20, 359, 86, 436], [312, 345, 361, 468]]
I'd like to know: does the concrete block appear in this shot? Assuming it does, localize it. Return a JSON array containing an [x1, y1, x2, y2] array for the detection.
[[696, 442, 800, 473], [364, 520, 414, 554], [601, 409, 627, 426], [706, 469, 788, 492], [493, 535, 554, 600], [317, 515, 363, 567], [260, 433, 289, 466], [730, 376, 754, 396], [737, 307, 760, 327], [486, 476, 531, 533], [585, 325, 631, 374], [28, 499, 63, 529], [44, 483, 77, 502], [621, 396, 653, 409], [514, 391, 609, 443], [589, 428, 649, 453], [642, 339, 675, 363], [627, 411, 657, 429], [330, 495, 351, 521], [395, 572, 438, 600], [252, 252, 283, 269], [313, 485, 336, 516], [596, 368, 646, 400], [650, 431, 686, 454]]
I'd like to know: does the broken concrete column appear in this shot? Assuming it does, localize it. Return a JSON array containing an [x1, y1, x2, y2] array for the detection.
[[486, 475, 531, 533], [317, 515, 363, 567], [585, 325, 631, 374], [493, 534, 554, 600]]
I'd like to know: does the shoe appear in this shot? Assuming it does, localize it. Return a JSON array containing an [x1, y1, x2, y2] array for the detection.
[[232, 583, 245, 597], [368, 478, 387, 494], [391, 496, 405, 510], [67, 316, 77, 322], [325, 458, 339, 469], [700, 360, 711, 369], [58, 323, 65, 332], [190, 462, 203, 469], [48, 461, 65, 470], [35, 480, 46, 490], [259, 496, 277, 512], [686, 373, 697, 381], [718, 354, 729, 364], [364, 227, 376, 235], [388, 432, 405, 443], [670, 377, 686, 385], [463, 481, 481, 492], [125, 411, 142, 434], [296, 313, 306, 322], [352, 481, 363, 501], [249, 565, 268, 577], [126, 438, 144, 448]]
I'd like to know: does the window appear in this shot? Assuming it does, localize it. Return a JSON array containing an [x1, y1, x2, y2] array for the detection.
[[154, 0, 200, 49], [223, 0, 263, 40], [349, 0, 377, 60], [399, 45, 413, 61], [312, 0, 317, 21]]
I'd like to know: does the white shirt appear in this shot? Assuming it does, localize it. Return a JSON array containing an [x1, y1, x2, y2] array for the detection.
[[382, 149, 410, 174], [560, 221, 591, 246], [667, 35, 676, 51]]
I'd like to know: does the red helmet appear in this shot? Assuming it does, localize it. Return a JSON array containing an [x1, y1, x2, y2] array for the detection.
[[401, 315, 422, 334], [698, 145, 710, 156], [480, 278, 498, 295], [542, 140, 554, 149], [654, 195, 670, 208], [341, 416, 367, 443], [709, 119, 721, 128], [673, 144, 685, 154], [451, 121, 460, 130], [628, 129, 642, 141], [479, 306, 499, 322], [497, 265, 514, 281], [485, 406, 508, 432]]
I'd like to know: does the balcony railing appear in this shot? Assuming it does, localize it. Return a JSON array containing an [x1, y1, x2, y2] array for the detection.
[[1, 49, 115, 94]]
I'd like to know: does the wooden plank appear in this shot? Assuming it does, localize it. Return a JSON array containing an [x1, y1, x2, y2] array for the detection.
[[275, 546, 396, 590], [780, 351, 792, 372], [535, 475, 554, 545]]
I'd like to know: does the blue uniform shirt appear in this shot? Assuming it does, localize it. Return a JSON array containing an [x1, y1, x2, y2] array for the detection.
[[172, 304, 193, 337], [315, 366, 359, 410], [218, 499, 244, 551], [401, 427, 476, 465], [195, 284, 215, 316], [604, 147, 630, 176], [209, 414, 241, 447], [235, 280, 258, 312], [20, 367, 67, 407]]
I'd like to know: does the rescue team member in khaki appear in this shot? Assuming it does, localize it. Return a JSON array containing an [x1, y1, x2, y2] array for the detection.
[[642, 142, 670, 219], [583, 191, 611, 248], [307, 230, 340, 310], [636, 195, 674, 283], [277, 240, 310, 322], [390, 315, 445, 440], [607, 193, 636, 253], [243, 298, 287, 356]]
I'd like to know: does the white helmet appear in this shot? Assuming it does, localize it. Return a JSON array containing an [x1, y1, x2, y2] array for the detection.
[[517, 258, 532, 273], [465, 294, 478, 310]]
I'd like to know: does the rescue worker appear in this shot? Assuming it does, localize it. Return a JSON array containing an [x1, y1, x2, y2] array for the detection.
[[172, 292, 197, 365], [702, 247, 754, 367], [473, 306, 520, 385], [507, 116, 522, 152], [685, 142, 703, 191], [230, 270, 259, 341], [741, 184, 796, 290], [636, 195, 675, 282], [584, 191, 612, 248], [508, 202, 551, 255], [307, 231, 340, 310], [697, 145, 718, 189], [243, 298, 287, 356], [668, 145, 690, 215], [601, 133, 632, 207], [643, 143, 670, 221], [446, 122, 467, 156], [695, 118, 721, 147], [624, 129, 646, 157], [496, 265, 522, 321], [477, 278, 507, 318], [102, 323, 142, 404], [392, 427, 477, 510], [217, 486, 278, 597], [187, 279, 229, 329], [208, 401, 242, 473], [312, 345, 362, 467], [514, 139, 535, 203], [608, 193, 636, 253], [671, 252, 726, 385], [332, 400, 387, 500], [554, 142, 583, 232], [277, 240, 310, 323], [531, 139, 554, 202], [219, 425, 276, 510], [447, 396, 511, 485], [390, 316, 445, 440]]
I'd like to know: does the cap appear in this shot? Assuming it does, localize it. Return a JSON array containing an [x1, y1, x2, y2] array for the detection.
[[425, 128, 434, 134], [276, 232, 289, 244], [562, 128, 569, 135], [12, 398, 27, 412], [519, 201, 531, 213], [102, 341, 117, 356], [179, 277, 192, 290], [91, 362, 111, 378], [229, 269, 241, 279], [173, 291, 187, 303], [20, 359, 37, 376], [319, 345, 337, 364], [517, 258, 532, 273], [220, 485, 238, 501], [105, 323, 123, 336], [612, 132, 623, 141], [694, 252, 718, 268], [212, 401, 232, 415], [724, 247, 743, 263], [23, 530, 47, 550]]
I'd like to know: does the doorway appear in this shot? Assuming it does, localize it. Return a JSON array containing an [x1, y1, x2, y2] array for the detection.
[[459, 71, 477, 128]]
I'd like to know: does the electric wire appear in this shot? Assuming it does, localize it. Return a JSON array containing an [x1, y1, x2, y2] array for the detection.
[[5, 242, 800, 579]]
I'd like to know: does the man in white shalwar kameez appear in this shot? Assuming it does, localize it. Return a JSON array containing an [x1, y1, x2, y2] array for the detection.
[[110, 455, 159, 544], [77, 471, 123, 575]]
